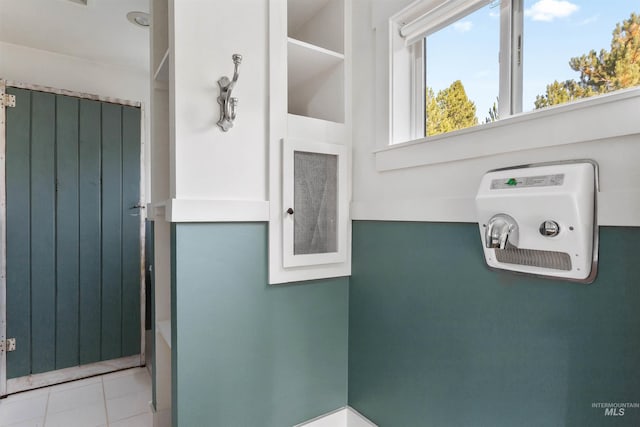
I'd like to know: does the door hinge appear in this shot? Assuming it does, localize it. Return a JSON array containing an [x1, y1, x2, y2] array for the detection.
[[2, 94, 16, 108], [0, 338, 16, 353]]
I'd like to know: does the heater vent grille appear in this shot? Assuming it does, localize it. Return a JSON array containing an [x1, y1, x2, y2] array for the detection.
[[495, 247, 572, 271]]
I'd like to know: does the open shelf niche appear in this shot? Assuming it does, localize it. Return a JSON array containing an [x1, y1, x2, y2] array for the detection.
[[287, 0, 345, 123]]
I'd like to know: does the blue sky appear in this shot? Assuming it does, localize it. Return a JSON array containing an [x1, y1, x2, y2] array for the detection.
[[426, 0, 639, 121]]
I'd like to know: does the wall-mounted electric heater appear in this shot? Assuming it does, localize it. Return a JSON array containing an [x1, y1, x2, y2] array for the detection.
[[475, 161, 598, 283]]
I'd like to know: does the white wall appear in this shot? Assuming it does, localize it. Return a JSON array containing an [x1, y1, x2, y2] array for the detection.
[[351, 0, 640, 226], [171, 0, 267, 203], [0, 41, 151, 201]]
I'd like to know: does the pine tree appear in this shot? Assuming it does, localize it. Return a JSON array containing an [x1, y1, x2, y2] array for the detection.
[[426, 80, 478, 136], [485, 97, 499, 123], [426, 88, 448, 136], [535, 12, 640, 109]]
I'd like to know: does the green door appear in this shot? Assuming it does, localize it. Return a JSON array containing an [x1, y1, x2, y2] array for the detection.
[[4, 86, 142, 383]]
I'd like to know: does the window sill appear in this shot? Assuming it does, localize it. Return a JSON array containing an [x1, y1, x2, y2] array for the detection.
[[375, 87, 640, 172]]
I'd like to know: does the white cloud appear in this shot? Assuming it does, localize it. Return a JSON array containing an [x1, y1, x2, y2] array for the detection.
[[578, 15, 599, 26], [453, 21, 473, 33], [525, 0, 579, 22], [489, 11, 500, 18]]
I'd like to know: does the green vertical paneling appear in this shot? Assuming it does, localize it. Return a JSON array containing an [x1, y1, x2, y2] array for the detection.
[[5, 87, 141, 381], [173, 223, 349, 427], [147, 221, 156, 409], [145, 220, 153, 331], [121, 106, 141, 356], [30, 91, 57, 374], [171, 224, 178, 427], [100, 103, 123, 360], [349, 222, 640, 427], [55, 95, 80, 369], [78, 99, 103, 364], [5, 88, 32, 378]]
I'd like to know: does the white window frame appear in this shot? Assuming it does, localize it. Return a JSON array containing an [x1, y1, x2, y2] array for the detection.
[[378, 0, 640, 174], [389, 0, 524, 144], [282, 138, 349, 268]]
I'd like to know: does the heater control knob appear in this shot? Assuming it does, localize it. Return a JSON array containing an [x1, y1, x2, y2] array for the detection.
[[539, 220, 560, 237]]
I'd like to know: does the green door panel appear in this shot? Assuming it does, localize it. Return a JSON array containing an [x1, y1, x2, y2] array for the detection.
[[78, 99, 102, 365], [28, 90, 56, 375], [100, 102, 123, 361], [5, 87, 142, 380], [6, 87, 32, 378], [121, 106, 142, 357], [55, 94, 80, 370]]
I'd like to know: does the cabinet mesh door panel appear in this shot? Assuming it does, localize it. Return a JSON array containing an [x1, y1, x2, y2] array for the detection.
[[293, 151, 338, 255]]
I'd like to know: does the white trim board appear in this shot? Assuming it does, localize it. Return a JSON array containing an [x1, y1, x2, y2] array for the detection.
[[152, 407, 171, 427], [295, 407, 377, 427], [0, 80, 8, 397], [5, 80, 142, 107], [351, 189, 640, 227], [155, 199, 270, 222]]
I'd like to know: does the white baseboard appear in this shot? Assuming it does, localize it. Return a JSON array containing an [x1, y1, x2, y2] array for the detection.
[[346, 407, 377, 427], [296, 406, 376, 427]]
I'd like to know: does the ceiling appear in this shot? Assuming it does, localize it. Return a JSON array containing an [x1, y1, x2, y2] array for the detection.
[[0, 0, 149, 74]]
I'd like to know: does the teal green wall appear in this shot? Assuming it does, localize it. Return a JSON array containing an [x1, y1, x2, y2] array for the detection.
[[349, 222, 640, 427], [171, 223, 348, 427]]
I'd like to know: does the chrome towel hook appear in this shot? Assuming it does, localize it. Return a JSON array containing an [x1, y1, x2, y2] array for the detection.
[[217, 53, 242, 132]]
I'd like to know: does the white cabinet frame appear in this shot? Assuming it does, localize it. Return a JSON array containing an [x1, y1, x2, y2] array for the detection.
[[268, 0, 352, 284]]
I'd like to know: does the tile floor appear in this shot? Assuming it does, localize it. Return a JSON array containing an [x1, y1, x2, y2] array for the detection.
[[0, 367, 153, 427]]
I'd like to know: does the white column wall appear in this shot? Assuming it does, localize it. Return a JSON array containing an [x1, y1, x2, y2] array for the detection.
[[171, 0, 268, 203]]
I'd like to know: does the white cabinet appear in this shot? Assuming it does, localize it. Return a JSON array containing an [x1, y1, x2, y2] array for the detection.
[[269, 0, 352, 284]]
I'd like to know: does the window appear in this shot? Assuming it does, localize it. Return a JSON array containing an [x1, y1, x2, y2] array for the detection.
[[425, 3, 500, 136], [390, 0, 640, 143], [522, 0, 639, 112]]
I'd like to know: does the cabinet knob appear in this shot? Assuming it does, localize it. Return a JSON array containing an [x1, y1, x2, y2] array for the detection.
[[286, 208, 294, 215]]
